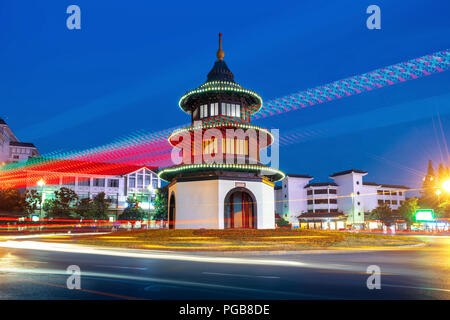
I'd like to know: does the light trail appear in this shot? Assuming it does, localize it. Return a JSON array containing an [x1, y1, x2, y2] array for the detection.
[[1, 49, 449, 188]]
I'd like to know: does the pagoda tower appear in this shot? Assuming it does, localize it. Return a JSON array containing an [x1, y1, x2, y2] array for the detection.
[[158, 34, 284, 229]]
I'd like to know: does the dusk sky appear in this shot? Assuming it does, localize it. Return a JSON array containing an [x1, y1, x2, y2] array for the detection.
[[1, 0, 449, 189]]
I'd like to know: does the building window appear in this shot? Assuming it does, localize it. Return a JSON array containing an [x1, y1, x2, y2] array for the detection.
[[329, 199, 337, 204], [330, 209, 338, 212], [357, 191, 360, 195], [145, 175, 150, 187], [378, 200, 384, 205], [210, 103, 219, 116], [307, 200, 313, 204], [314, 189, 328, 195], [78, 178, 90, 187], [108, 179, 119, 188], [384, 200, 391, 204], [137, 175, 143, 188], [129, 177, 136, 188], [329, 189, 337, 194], [377, 190, 383, 195], [357, 202, 360, 205], [399, 192, 403, 196], [93, 178, 105, 187], [307, 190, 313, 195], [200, 104, 208, 118], [392, 191, 397, 196], [314, 199, 328, 204], [220, 102, 241, 117], [62, 177, 75, 186], [392, 200, 398, 205], [356, 181, 360, 185]]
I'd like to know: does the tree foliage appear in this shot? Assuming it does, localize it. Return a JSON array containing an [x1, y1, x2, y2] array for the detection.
[[43, 187, 78, 218], [75, 192, 110, 219], [0, 189, 25, 213], [118, 196, 146, 221], [153, 187, 168, 221], [397, 197, 420, 226], [370, 202, 396, 226]]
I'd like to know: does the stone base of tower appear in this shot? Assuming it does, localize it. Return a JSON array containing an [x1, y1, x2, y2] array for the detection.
[[167, 176, 275, 229]]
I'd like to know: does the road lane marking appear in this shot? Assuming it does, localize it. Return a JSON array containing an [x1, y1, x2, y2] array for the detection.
[[0, 266, 333, 299], [202, 272, 280, 279], [383, 283, 450, 293], [94, 265, 147, 270], [19, 278, 140, 300]]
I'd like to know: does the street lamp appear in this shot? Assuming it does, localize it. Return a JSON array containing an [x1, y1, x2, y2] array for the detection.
[[350, 192, 355, 229], [146, 184, 155, 229], [37, 179, 45, 220], [442, 180, 450, 193], [436, 189, 442, 206]]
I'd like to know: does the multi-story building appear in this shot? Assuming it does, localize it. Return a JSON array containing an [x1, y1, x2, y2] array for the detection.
[[0, 118, 40, 164], [25, 159, 161, 218], [275, 169, 409, 229]]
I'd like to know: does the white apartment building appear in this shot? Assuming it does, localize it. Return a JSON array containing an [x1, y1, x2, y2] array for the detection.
[[0, 118, 40, 164], [275, 169, 409, 229], [25, 160, 161, 218]]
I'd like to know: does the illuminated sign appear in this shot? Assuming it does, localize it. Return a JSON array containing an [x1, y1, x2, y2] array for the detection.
[[415, 209, 434, 222]]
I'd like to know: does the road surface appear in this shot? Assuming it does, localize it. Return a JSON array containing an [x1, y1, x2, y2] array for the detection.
[[0, 235, 449, 299]]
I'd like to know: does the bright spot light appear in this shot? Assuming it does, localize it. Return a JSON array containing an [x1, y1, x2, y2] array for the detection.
[[37, 179, 45, 187], [442, 180, 450, 193], [436, 189, 442, 196]]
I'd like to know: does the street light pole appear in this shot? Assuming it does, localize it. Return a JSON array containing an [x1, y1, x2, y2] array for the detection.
[[350, 192, 355, 230], [37, 179, 45, 220], [147, 184, 154, 229]]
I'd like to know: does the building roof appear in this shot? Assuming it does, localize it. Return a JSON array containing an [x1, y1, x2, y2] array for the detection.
[[206, 60, 235, 82], [363, 181, 380, 186], [178, 34, 262, 114], [286, 174, 313, 179], [380, 184, 410, 189], [363, 181, 409, 189], [9, 141, 36, 148], [329, 169, 368, 178], [298, 212, 346, 219], [304, 182, 338, 188]]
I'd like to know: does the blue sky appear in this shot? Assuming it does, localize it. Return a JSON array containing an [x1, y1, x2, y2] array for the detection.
[[1, 0, 449, 188]]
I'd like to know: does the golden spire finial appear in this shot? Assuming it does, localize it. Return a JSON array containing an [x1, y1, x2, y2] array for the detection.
[[216, 33, 224, 61]]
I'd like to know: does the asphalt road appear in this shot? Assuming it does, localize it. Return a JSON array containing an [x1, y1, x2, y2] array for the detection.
[[0, 235, 449, 300]]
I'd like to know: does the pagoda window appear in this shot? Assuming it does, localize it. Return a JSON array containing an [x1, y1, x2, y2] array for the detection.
[[221, 103, 227, 115], [200, 104, 208, 118], [210, 103, 219, 116]]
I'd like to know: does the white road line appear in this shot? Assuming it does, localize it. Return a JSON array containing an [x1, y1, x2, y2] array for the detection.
[[94, 265, 147, 270], [202, 272, 280, 279], [383, 283, 450, 293]]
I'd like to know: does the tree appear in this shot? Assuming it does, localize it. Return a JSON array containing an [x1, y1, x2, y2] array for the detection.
[[153, 187, 167, 221], [276, 217, 290, 227], [397, 197, 420, 227], [23, 189, 42, 215], [420, 160, 438, 209], [0, 189, 25, 213], [118, 196, 146, 221], [91, 192, 110, 219], [43, 187, 78, 218], [370, 202, 396, 226]]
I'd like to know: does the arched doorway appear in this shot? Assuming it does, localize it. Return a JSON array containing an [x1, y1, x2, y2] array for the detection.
[[168, 192, 176, 229], [224, 188, 257, 228]]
